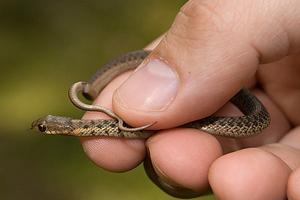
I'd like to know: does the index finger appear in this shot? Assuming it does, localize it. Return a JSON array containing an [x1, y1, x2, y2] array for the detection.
[[80, 71, 147, 172]]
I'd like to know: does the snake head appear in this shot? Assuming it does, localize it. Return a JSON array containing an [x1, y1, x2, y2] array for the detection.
[[31, 117, 47, 133], [31, 115, 74, 135]]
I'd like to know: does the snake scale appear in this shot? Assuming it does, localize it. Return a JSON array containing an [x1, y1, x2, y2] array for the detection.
[[31, 50, 271, 198]]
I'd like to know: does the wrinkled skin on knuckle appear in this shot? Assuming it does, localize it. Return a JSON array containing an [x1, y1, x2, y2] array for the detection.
[[162, 0, 250, 57], [158, 0, 230, 71], [173, 0, 227, 47], [158, 0, 258, 77]]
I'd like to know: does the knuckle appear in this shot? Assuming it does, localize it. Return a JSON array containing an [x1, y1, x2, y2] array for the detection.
[[167, 0, 228, 48], [181, 0, 218, 19], [165, 0, 253, 51]]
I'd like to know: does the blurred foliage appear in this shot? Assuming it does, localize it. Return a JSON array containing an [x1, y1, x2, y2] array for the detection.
[[0, 0, 215, 199]]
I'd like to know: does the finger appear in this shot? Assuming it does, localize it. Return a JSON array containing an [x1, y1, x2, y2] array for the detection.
[[258, 54, 300, 125], [143, 90, 289, 195], [276, 127, 300, 199], [288, 167, 300, 200], [145, 128, 223, 195], [208, 127, 300, 199], [113, 0, 300, 129], [208, 148, 291, 200], [263, 127, 300, 171], [80, 71, 146, 172]]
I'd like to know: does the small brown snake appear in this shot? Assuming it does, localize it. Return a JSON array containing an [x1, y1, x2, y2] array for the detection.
[[31, 50, 271, 198]]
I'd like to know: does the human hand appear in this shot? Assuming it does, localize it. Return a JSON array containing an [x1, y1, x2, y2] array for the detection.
[[81, 0, 300, 199]]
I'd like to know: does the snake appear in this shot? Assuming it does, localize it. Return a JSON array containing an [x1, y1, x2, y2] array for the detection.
[[31, 50, 270, 198]]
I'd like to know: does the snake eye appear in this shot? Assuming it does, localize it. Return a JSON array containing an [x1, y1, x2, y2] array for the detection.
[[38, 124, 46, 132]]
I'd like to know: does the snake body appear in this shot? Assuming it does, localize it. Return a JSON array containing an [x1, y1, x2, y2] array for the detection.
[[32, 50, 270, 138], [32, 115, 153, 138], [31, 50, 271, 199]]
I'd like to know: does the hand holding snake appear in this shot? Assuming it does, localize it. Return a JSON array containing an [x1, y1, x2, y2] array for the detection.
[[32, 0, 300, 199]]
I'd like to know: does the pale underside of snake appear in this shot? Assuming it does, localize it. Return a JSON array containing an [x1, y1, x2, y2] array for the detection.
[[31, 50, 271, 198]]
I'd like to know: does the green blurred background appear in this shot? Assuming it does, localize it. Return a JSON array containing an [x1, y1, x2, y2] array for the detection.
[[1, 0, 214, 199]]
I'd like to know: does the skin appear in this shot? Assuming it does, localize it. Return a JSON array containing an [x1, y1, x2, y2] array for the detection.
[[80, 0, 300, 199]]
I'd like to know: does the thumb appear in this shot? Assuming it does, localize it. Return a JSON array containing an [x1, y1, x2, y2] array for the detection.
[[113, 0, 300, 128]]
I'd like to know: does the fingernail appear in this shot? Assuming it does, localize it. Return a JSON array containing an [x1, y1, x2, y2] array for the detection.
[[116, 59, 179, 111]]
